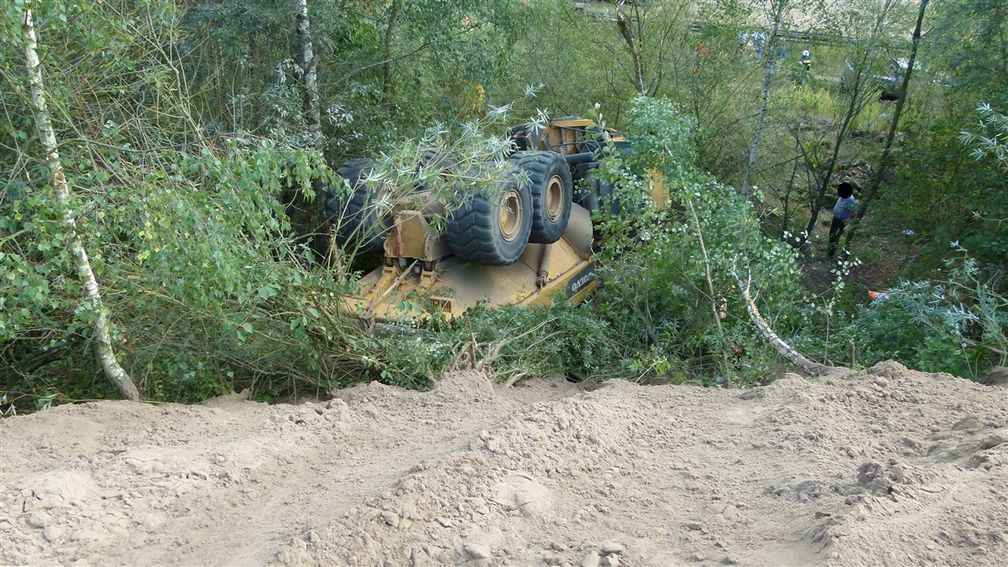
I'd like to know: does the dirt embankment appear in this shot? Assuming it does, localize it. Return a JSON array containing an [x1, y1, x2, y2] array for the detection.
[[1, 361, 1006, 566]]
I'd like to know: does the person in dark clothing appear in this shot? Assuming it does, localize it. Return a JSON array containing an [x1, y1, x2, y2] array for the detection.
[[828, 182, 856, 258]]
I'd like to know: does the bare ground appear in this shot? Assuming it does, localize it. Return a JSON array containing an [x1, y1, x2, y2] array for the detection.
[[1, 361, 1006, 566]]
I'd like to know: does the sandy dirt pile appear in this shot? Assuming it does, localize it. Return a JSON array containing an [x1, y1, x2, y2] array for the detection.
[[1, 361, 1006, 566]]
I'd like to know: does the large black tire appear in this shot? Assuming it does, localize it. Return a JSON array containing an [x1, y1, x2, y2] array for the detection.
[[446, 177, 532, 266], [414, 148, 457, 193], [510, 151, 573, 244], [417, 148, 455, 174], [577, 162, 621, 215], [582, 133, 633, 160], [579, 125, 607, 157], [574, 162, 601, 212], [571, 160, 595, 183], [325, 158, 387, 254]]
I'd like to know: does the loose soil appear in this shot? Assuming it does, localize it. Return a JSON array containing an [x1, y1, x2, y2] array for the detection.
[[2, 361, 1006, 566]]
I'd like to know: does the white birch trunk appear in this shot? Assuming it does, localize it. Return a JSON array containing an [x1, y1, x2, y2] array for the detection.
[[741, 1, 785, 198], [22, 9, 140, 401], [735, 273, 837, 376], [296, 0, 322, 150]]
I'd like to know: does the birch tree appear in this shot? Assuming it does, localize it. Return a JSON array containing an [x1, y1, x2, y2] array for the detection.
[[21, 8, 139, 400], [296, 0, 323, 152], [740, 0, 788, 198], [285, 0, 331, 258]]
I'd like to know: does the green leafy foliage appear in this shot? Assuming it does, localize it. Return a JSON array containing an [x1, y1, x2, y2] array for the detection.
[[850, 248, 1007, 378], [876, 101, 1008, 275], [960, 103, 1008, 171], [588, 97, 808, 385], [2, 139, 370, 404], [5, 0, 1008, 410], [354, 300, 631, 390], [0, 1, 369, 407], [180, 0, 531, 153], [446, 301, 630, 381]]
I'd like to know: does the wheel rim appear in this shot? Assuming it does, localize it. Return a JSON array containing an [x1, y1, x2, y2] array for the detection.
[[499, 188, 523, 242], [545, 175, 564, 222]]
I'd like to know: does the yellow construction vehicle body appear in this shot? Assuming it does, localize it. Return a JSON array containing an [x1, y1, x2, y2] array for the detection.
[[344, 204, 598, 324], [339, 117, 666, 324]]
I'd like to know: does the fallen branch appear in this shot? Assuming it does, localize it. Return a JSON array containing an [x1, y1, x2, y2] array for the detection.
[[502, 372, 527, 388], [445, 322, 553, 387], [734, 271, 839, 376]]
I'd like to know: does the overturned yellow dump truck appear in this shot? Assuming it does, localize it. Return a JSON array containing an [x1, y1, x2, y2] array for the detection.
[[327, 118, 665, 323]]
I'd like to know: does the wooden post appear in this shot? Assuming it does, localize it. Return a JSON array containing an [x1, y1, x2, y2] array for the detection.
[[22, 9, 140, 400]]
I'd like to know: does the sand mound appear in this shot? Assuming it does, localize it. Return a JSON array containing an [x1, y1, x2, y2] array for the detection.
[[2, 363, 1006, 566]]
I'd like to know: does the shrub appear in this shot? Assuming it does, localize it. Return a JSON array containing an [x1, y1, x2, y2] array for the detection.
[[588, 96, 808, 385], [851, 247, 1006, 379], [1, 140, 374, 405]]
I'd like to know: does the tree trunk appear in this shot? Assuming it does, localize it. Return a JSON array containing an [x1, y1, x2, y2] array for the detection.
[[845, 0, 929, 245], [296, 0, 322, 151], [781, 138, 800, 237], [616, 9, 646, 94], [801, 66, 863, 242], [22, 9, 140, 401], [284, 0, 330, 260], [735, 273, 837, 376], [381, 0, 401, 109], [741, 1, 785, 198], [801, 0, 895, 246], [684, 188, 725, 342], [684, 185, 730, 382]]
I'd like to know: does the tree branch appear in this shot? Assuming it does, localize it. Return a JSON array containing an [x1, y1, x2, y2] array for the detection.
[[734, 271, 839, 377]]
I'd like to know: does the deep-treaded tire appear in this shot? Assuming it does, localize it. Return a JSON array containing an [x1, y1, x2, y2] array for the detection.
[[510, 151, 573, 244], [508, 123, 533, 152], [578, 163, 621, 215], [325, 158, 387, 254], [574, 163, 602, 212], [579, 125, 607, 156], [446, 178, 532, 266], [414, 148, 457, 193], [417, 148, 455, 174]]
